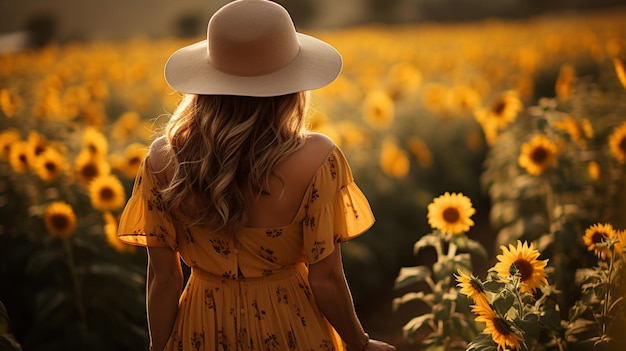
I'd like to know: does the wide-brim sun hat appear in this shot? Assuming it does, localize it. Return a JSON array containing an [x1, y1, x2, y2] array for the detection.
[[164, 0, 343, 97]]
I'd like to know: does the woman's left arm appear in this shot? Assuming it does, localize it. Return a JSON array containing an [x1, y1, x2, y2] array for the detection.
[[146, 246, 184, 351]]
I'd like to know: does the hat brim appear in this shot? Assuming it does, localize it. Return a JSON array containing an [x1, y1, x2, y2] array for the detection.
[[164, 33, 342, 97]]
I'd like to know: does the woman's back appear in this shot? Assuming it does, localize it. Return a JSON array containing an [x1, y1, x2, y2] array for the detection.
[[244, 132, 335, 229], [148, 132, 335, 230]]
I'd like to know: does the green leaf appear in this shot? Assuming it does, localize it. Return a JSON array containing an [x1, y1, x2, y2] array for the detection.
[[424, 344, 445, 351], [593, 282, 610, 298], [466, 333, 498, 351], [25, 249, 67, 277], [392, 291, 433, 310], [0, 336, 23, 351], [0, 301, 9, 333], [492, 291, 515, 316], [77, 263, 144, 287], [607, 296, 624, 314], [483, 279, 505, 293], [565, 318, 599, 343], [414, 233, 441, 254], [463, 238, 487, 259], [516, 314, 540, 342], [433, 257, 452, 281], [541, 307, 563, 331], [451, 253, 472, 273], [403, 313, 434, 340], [568, 301, 591, 321], [394, 266, 432, 289], [35, 289, 71, 324], [432, 300, 451, 320]]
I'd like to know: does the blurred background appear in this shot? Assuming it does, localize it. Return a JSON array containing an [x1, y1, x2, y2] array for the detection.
[[1, 1, 626, 351], [1, 0, 625, 47]]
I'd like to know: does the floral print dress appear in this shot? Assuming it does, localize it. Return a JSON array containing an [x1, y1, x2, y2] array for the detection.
[[117, 146, 375, 351]]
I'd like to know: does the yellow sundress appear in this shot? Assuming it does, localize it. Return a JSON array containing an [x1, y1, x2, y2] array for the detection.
[[118, 146, 375, 351]]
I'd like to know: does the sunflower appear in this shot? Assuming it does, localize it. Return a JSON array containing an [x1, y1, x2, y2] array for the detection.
[[35, 148, 67, 181], [75, 150, 111, 186], [472, 302, 524, 351], [82, 127, 109, 158], [474, 91, 522, 131], [554, 116, 586, 148], [583, 223, 617, 260], [8, 141, 35, 173], [44, 201, 77, 239], [608, 122, 626, 163], [386, 62, 422, 99], [451, 85, 482, 115], [588, 161, 600, 181], [427, 192, 475, 235], [555, 64, 576, 101], [407, 137, 433, 169], [363, 90, 394, 129], [421, 83, 450, 115], [379, 137, 410, 179], [517, 135, 558, 176], [455, 270, 489, 307], [111, 111, 141, 142], [0, 129, 21, 160], [89, 174, 126, 211], [103, 212, 135, 253], [492, 241, 548, 294], [0, 88, 22, 117], [27, 131, 48, 157], [614, 58, 626, 90], [112, 143, 148, 178], [581, 118, 594, 139], [336, 121, 367, 149]]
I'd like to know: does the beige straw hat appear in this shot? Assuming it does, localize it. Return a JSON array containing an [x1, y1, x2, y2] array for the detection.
[[164, 0, 343, 97]]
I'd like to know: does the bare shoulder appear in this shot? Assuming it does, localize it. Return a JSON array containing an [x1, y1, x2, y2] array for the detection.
[[147, 136, 174, 181], [280, 132, 335, 175], [303, 132, 335, 155]]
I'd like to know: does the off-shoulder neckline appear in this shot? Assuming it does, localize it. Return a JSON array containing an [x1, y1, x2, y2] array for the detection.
[[240, 145, 341, 231]]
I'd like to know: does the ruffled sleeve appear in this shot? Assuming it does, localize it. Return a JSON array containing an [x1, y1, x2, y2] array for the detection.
[[117, 156, 178, 250], [303, 147, 375, 264]]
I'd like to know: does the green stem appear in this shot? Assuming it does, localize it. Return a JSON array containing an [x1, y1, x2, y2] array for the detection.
[[601, 253, 615, 338], [448, 242, 458, 258], [63, 238, 87, 331], [435, 234, 443, 258]]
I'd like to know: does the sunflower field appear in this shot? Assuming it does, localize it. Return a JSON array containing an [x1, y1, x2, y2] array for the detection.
[[1, 7, 626, 351]]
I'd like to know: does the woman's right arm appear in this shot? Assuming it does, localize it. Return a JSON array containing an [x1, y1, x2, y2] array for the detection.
[[146, 246, 184, 351], [308, 243, 396, 351]]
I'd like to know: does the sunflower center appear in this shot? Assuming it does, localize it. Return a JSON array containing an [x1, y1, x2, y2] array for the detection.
[[591, 231, 607, 244], [18, 153, 27, 164], [88, 144, 98, 154], [35, 145, 45, 155], [493, 101, 506, 116], [493, 316, 514, 336], [374, 107, 383, 119], [442, 207, 460, 223], [81, 164, 99, 179], [51, 214, 70, 230], [530, 146, 548, 163], [128, 156, 141, 166], [513, 258, 534, 282], [619, 137, 626, 153], [99, 187, 115, 200], [45, 161, 57, 172]]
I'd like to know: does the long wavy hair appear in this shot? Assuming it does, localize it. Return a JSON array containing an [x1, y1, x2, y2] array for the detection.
[[158, 92, 308, 233]]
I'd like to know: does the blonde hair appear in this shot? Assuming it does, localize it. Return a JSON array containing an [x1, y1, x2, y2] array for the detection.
[[160, 92, 308, 233]]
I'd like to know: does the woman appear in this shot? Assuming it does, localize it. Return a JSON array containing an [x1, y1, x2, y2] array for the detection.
[[118, 1, 396, 350]]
